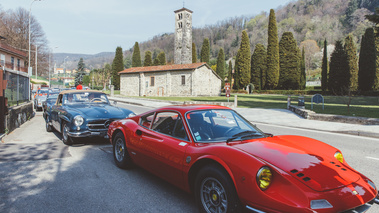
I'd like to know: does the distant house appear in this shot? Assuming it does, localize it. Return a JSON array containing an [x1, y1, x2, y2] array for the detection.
[[119, 62, 221, 97], [0, 36, 27, 74]]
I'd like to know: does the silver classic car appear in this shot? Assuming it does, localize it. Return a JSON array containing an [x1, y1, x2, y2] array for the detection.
[[45, 90, 135, 145]]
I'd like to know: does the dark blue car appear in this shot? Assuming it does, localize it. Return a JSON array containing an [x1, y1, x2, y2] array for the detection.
[[46, 90, 135, 145]]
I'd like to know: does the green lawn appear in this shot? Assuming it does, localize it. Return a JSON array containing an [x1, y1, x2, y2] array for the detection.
[[115, 93, 379, 119]]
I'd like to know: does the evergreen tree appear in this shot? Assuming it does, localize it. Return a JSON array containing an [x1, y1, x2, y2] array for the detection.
[[329, 40, 349, 93], [132, 42, 141, 67], [153, 58, 160, 66], [144, 51, 152, 66], [344, 34, 358, 91], [278, 32, 300, 90], [366, 8, 379, 33], [111, 46, 124, 90], [158, 52, 166, 65], [358, 28, 376, 91], [75, 58, 86, 86], [234, 50, 240, 89], [321, 39, 328, 91], [216, 48, 225, 87], [266, 9, 280, 89], [192, 42, 197, 63], [236, 30, 251, 88], [200, 38, 210, 64], [228, 60, 232, 85], [300, 47, 306, 90], [251, 44, 267, 90]]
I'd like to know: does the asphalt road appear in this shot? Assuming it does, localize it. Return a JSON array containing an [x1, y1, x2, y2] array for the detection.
[[0, 103, 378, 213]]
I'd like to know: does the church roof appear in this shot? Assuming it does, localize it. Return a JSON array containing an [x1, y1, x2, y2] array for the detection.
[[119, 62, 209, 74], [174, 7, 193, 13]]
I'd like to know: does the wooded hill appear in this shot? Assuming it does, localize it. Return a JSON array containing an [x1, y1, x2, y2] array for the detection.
[[123, 0, 378, 70]]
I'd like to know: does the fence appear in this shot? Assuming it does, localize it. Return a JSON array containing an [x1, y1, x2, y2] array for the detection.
[[4, 69, 30, 106]]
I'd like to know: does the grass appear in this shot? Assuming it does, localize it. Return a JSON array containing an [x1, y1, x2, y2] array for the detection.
[[115, 93, 379, 119]]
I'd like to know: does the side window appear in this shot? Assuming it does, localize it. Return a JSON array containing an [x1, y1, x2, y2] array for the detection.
[[151, 112, 188, 140], [139, 112, 154, 129], [57, 94, 63, 106]]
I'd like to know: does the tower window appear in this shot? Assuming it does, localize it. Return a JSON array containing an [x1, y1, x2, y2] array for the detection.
[[178, 13, 182, 20], [178, 22, 182, 28]]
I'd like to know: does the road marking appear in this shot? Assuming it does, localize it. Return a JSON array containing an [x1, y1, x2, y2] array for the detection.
[[366, 156, 379, 161]]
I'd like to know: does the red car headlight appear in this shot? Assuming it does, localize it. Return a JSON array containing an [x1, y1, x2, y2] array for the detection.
[[256, 166, 272, 191]]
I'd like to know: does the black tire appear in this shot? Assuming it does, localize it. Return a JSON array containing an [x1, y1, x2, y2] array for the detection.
[[45, 116, 53, 132], [113, 132, 133, 169], [195, 164, 242, 213], [62, 122, 73, 145]]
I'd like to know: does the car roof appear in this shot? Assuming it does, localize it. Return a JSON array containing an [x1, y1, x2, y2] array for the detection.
[[59, 90, 105, 95]]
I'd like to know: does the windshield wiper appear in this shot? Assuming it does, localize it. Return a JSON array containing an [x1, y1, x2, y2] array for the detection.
[[226, 130, 262, 143]]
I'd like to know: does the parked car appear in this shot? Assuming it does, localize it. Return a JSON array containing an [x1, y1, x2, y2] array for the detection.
[[46, 90, 135, 145], [33, 88, 49, 111], [107, 105, 379, 213], [42, 91, 59, 120]]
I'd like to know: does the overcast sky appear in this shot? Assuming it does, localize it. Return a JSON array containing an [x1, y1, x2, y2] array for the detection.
[[1, 0, 293, 55]]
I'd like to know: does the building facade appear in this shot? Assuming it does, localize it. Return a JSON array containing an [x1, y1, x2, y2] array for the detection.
[[174, 8, 192, 64], [119, 63, 221, 97]]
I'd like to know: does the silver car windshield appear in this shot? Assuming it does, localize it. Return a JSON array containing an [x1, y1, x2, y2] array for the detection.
[[186, 109, 264, 143], [63, 92, 109, 105]]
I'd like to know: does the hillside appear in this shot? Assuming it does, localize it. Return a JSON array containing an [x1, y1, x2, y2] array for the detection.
[[124, 0, 377, 68], [53, 52, 115, 70]]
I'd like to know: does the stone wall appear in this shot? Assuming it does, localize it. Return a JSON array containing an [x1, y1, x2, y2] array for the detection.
[[5, 102, 33, 133], [288, 105, 379, 125], [120, 73, 139, 96]]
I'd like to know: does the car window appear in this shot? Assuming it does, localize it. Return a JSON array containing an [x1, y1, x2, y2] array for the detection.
[[139, 112, 155, 129], [151, 112, 188, 140]]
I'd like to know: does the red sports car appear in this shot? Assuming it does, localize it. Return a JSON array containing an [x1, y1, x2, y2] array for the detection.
[[107, 105, 379, 213]]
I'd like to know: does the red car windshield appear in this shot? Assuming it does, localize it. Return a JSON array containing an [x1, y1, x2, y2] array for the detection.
[[185, 109, 264, 142]]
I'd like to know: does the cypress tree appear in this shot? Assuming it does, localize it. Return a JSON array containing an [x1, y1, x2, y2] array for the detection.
[[216, 48, 225, 87], [358, 28, 376, 91], [132, 42, 141, 67], [158, 52, 166, 65], [251, 44, 267, 90], [144, 51, 152, 67], [329, 40, 349, 93], [300, 47, 306, 90], [344, 34, 358, 91], [236, 30, 251, 88], [111, 46, 124, 90], [228, 60, 232, 85], [153, 58, 160, 66], [234, 50, 240, 89], [266, 9, 280, 89], [200, 38, 210, 64], [278, 32, 300, 90], [192, 42, 197, 63], [321, 39, 328, 91]]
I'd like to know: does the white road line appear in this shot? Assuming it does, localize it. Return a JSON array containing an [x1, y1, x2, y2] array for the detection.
[[366, 156, 379, 161]]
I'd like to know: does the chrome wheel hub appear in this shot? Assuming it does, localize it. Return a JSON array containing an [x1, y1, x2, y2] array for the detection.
[[115, 138, 125, 162]]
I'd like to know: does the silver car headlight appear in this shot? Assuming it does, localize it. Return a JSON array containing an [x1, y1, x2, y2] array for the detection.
[[73, 115, 84, 126], [128, 113, 136, 118]]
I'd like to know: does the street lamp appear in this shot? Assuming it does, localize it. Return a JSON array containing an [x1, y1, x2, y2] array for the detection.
[[49, 47, 58, 87], [28, 0, 41, 100], [63, 56, 69, 87]]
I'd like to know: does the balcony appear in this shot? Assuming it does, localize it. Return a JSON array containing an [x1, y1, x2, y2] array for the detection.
[[2, 62, 27, 73]]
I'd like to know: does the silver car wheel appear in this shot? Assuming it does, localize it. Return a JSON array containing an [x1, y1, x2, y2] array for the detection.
[[115, 138, 125, 162], [200, 177, 228, 213], [63, 124, 69, 141]]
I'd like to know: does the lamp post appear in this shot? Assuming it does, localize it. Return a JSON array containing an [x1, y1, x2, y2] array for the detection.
[[63, 56, 69, 88], [34, 44, 37, 81], [28, 0, 41, 100], [48, 47, 58, 87]]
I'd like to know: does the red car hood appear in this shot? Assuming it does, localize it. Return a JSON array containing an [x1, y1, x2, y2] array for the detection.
[[233, 135, 360, 192]]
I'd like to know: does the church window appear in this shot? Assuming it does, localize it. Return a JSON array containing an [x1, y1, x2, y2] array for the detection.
[[181, 75, 185, 85], [178, 22, 182, 28], [178, 13, 182, 20]]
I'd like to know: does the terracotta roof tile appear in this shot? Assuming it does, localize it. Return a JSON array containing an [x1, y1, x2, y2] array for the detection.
[[118, 62, 208, 74]]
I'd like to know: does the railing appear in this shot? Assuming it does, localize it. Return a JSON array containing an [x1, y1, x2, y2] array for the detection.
[[4, 70, 30, 106], [4, 62, 27, 72]]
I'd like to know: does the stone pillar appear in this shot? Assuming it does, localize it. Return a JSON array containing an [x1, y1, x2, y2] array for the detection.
[[110, 85, 114, 97]]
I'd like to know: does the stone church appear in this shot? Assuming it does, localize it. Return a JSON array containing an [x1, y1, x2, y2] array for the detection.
[[119, 7, 221, 97]]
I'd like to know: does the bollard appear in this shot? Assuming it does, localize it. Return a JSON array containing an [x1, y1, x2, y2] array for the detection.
[[110, 85, 114, 97], [234, 95, 238, 108]]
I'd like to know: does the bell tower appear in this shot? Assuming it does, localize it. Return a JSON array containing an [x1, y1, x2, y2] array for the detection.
[[174, 7, 193, 64]]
